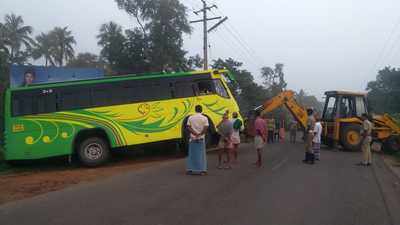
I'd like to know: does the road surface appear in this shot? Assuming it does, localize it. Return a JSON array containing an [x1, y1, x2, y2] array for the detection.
[[1, 141, 400, 225]]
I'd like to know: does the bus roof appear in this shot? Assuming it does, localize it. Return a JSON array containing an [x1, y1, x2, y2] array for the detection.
[[9, 69, 233, 91]]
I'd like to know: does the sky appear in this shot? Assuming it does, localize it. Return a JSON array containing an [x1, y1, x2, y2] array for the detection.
[[1, 0, 400, 99]]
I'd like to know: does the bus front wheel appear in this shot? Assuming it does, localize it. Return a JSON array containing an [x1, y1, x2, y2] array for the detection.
[[77, 137, 110, 167]]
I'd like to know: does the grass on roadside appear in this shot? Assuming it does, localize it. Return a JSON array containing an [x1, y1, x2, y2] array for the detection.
[[0, 145, 12, 175]]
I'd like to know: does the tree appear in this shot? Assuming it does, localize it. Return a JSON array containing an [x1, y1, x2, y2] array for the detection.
[[114, 0, 191, 71], [49, 26, 76, 66], [185, 54, 203, 70], [32, 32, 55, 67], [97, 22, 126, 72], [295, 89, 324, 114], [1, 13, 34, 64], [212, 58, 270, 113], [121, 28, 149, 73], [367, 66, 400, 114], [261, 63, 287, 96], [67, 52, 103, 68]]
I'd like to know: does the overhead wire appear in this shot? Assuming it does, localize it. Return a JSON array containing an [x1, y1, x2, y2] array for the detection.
[[370, 15, 400, 75], [183, 0, 261, 70], [210, 3, 267, 66]]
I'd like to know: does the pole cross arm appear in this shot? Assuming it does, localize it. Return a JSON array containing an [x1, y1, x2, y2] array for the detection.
[[190, 17, 222, 24], [208, 17, 228, 33]]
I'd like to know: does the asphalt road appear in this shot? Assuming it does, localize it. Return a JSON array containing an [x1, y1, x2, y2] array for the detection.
[[1, 141, 400, 225]]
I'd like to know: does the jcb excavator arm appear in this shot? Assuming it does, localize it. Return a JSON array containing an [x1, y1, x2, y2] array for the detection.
[[260, 90, 308, 129]]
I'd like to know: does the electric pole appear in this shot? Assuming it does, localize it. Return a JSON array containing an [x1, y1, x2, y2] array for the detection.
[[190, 1, 227, 70]]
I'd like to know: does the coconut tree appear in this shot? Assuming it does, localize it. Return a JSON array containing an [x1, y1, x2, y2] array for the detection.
[[1, 13, 34, 64], [49, 26, 76, 66], [97, 22, 126, 70], [32, 32, 55, 67]]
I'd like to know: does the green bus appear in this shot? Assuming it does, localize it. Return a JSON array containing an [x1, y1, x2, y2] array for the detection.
[[2, 70, 241, 166]]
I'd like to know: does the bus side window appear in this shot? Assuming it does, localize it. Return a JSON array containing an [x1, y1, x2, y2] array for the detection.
[[36, 92, 57, 114], [91, 84, 112, 107], [12, 94, 33, 116], [213, 79, 229, 98], [174, 82, 195, 98], [196, 80, 215, 96], [58, 88, 91, 111]]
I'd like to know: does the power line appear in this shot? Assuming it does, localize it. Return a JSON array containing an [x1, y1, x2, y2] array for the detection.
[[208, 6, 266, 69], [213, 27, 262, 70], [213, 5, 266, 59], [370, 16, 400, 74], [187, 0, 265, 73]]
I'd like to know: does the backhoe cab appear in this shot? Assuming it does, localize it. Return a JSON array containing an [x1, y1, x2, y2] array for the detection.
[[322, 91, 400, 152]]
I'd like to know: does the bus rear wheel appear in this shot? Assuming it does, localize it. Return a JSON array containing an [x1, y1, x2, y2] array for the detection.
[[77, 137, 110, 167]]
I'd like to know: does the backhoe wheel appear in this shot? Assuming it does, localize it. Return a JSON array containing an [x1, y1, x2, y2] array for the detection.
[[383, 136, 400, 154], [340, 124, 363, 151], [78, 137, 110, 167]]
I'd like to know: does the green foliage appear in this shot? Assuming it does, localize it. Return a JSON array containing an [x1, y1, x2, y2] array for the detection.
[[261, 63, 287, 96], [0, 13, 35, 65], [212, 58, 270, 113], [113, 0, 191, 72], [97, 22, 127, 72], [32, 32, 55, 66], [296, 89, 324, 114], [185, 54, 203, 71], [367, 67, 400, 114], [48, 27, 76, 67], [67, 52, 104, 69]]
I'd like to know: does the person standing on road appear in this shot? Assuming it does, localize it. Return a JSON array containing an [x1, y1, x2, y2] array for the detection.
[[217, 112, 234, 169], [267, 117, 275, 143], [244, 111, 256, 143], [313, 117, 323, 161], [186, 105, 209, 175], [289, 120, 298, 143], [274, 119, 280, 142], [254, 111, 267, 167], [357, 113, 373, 166], [231, 112, 243, 163], [279, 118, 285, 142], [303, 108, 316, 164]]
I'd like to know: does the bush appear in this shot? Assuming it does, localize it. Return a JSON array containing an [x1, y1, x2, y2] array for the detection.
[[0, 146, 3, 162]]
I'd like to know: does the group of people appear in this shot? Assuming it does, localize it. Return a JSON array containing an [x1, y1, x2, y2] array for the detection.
[[185, 105, 374, 176], [266, 117, 286, 143], [185, 105, 243, 175]]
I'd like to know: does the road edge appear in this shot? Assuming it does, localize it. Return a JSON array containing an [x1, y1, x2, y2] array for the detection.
[[381, 154, 400, 182]]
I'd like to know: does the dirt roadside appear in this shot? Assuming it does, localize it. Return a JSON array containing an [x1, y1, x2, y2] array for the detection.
[[0, 154, 183, 205]]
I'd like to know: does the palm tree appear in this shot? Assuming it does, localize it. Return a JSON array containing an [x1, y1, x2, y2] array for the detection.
[[97, 22, 126, 69], [2, 13, 34, 64], [49, 26, 76, 66], [32, 32, 55, 67], [0, 23, 9, 55]]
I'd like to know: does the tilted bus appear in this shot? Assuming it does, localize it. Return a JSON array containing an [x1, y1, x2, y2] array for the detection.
[[2, 70, 241, 166]]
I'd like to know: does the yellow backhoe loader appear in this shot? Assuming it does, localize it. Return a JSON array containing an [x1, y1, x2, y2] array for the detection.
[[257, 90, 400, 152]]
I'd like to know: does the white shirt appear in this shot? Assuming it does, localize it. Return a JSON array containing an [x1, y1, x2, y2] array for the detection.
[[187, 113, 209, 140], [313, 122, 322, 143]]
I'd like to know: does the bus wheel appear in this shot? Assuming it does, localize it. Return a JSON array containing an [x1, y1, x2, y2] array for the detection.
[[383, 136, 400, 154], [77, 137, 110, 167], [340, 124, 362, 151]]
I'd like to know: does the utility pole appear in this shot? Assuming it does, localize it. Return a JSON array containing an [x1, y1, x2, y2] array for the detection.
[[202, 0, 208, 70], [190, 1, 227, 70]]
